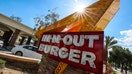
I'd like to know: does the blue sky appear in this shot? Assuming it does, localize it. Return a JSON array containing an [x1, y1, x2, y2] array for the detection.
[[0, 0, 132, 51]]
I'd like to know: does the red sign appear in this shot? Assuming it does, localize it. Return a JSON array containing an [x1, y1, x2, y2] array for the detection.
[[37, 31, 104, 74]]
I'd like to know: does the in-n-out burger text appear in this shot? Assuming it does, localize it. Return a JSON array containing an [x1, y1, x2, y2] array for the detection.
[[41, 35, 99, 48], [37, 32, 103, 73], [39, 34, 99, 68]]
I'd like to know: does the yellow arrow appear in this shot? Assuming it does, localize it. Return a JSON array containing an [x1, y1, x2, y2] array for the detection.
[[36, 0, 120, 74]]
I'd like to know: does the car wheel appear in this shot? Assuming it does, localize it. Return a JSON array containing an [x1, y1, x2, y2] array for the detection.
[[15, 51, 23, 56]]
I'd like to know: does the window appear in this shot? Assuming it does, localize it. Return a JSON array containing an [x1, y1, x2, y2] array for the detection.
[[23, 46, 36, 52]]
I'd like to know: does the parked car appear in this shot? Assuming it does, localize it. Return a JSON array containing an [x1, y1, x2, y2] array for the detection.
[[0, 36, 4, 47], [11, 45, 42, 59], [0, 40, 3, 47]]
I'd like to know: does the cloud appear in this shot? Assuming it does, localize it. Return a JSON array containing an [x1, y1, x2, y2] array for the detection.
[[74, 0, 78, 3], [119, 29, 132, 46], [120, 29, 132, 37]]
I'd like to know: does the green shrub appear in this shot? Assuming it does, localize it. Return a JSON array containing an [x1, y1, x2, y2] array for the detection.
[[0, 59, 6, 68]]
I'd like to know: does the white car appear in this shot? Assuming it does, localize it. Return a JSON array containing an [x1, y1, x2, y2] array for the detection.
[[11, 45, 42, 60], [0, 36, 4, 47], [0, 40, 3, 47]]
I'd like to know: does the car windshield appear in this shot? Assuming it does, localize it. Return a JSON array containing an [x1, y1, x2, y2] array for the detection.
[[23, 45, 37, 52]]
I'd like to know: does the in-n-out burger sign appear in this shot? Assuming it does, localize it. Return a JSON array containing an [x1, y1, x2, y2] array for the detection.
[[37, 32, 104, 73]]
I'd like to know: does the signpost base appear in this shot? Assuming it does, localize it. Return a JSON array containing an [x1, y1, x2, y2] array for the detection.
[[38, 56, 91, 74]]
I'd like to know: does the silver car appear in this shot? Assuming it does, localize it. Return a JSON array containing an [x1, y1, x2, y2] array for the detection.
[[11, 45, 42, 60], [0, 40, 3, 47], [0, 36, 4, 47]]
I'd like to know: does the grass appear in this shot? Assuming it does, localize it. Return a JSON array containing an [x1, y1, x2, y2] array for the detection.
[[0, 59, 6, 68]]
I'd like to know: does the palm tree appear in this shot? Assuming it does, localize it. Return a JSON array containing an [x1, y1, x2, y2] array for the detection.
[[105, 36, 117, 72], [105, 36, 117, 49]]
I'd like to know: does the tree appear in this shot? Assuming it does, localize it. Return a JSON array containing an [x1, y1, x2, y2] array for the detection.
[[33, 8, 59, 46], [108, 46, 124, 69], [105, 36, 118, 73], [122, 48, 132, 74], [33, 8, 59, 30], [108, 46, 132, 74], [10, 15, 22, 22], [34, 8, 60, 74], [105, 36, 117, 49]]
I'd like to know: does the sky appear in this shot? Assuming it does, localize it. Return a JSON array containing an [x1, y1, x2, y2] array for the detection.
[[0, 0, 132, 52]]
